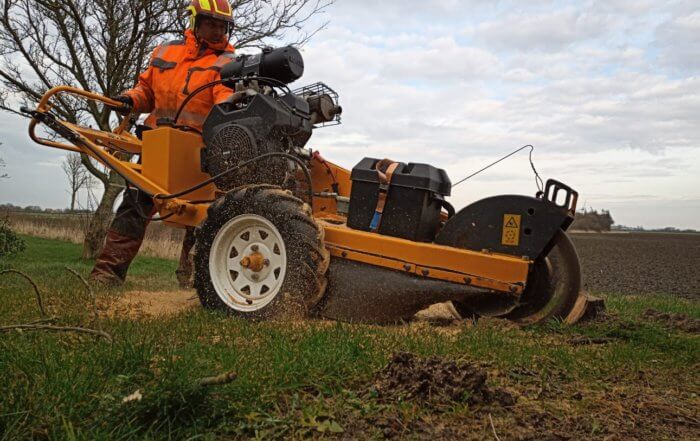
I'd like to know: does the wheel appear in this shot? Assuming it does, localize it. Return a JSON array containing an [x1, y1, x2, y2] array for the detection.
[[501, 230, 581, 324], [194, 185, 330, 319], [450, 230, 581, 325]]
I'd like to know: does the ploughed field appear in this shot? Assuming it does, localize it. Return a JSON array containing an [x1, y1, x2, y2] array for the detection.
[[570, 232, 700, 299]]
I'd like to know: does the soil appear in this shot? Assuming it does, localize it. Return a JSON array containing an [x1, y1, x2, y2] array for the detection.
[[643, 308, 700, 333], [570, 232, 700, 299], [346, 350, 699, 441], [371, 352, 515, 408], [102, 290, 199, 319]]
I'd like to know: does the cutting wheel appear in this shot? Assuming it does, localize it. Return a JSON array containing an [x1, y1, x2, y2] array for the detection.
[[450, 230, 582, 325]]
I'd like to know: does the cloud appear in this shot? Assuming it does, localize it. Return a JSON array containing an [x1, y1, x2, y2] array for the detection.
[[655, 10, 700, 72], [302, 1, 700, 229], [1, 1, 699, 228], [474, 8, 613, 52]]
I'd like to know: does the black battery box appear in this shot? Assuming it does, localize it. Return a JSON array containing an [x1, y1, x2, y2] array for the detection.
[[347, 157, 452, 242]]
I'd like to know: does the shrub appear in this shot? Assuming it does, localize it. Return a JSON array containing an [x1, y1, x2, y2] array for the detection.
[[571, 209, 614, 232], [0, 219, 26, 258]]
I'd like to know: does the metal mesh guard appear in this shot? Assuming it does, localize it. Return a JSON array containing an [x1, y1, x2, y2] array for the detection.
[[207, 124, 256, 190], [210, 124, 255, 160], [292, 81, 342, 128]]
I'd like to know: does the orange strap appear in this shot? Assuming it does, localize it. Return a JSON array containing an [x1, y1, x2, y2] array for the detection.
[[370, 161, 400, 232]]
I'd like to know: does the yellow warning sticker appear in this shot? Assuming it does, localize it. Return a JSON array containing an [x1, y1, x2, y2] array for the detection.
[[502, 214, 521, 246]]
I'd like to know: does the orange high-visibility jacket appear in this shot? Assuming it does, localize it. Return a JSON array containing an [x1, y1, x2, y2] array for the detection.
[[125, 29, 235, 131]]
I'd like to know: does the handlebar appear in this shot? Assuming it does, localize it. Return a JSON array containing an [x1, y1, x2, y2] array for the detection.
[[25, 86, 135, 152]]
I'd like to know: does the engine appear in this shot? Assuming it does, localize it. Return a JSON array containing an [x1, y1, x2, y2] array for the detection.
[[200, 46, 341, 191]]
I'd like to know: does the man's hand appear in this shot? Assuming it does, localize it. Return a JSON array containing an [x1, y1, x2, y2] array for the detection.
[[107, 95, 134, 115]]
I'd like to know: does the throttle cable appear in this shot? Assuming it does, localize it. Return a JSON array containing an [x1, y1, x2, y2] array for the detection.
[[452, 144, 544, 193]]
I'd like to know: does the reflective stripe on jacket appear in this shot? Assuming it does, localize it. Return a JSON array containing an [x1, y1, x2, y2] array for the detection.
[[124, 29, 235, 131]]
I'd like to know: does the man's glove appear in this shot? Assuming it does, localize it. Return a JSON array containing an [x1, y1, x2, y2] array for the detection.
[[107, 95, 134, 115]]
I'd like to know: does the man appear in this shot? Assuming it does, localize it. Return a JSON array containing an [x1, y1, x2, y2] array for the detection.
[[90, 0, 236, 287]]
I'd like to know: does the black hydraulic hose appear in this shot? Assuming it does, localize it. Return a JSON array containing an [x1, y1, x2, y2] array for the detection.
[[441, 200, 456, 219], [173, 78, 227, 126], [173, 75, 294, 126], [114, 152, 314, 220], [153, 152, 314, 204]]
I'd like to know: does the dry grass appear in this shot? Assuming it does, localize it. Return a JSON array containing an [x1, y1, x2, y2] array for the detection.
[[4, 211, 184, 260]]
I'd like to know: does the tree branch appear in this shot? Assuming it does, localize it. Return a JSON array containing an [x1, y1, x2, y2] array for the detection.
[[64, 266, 102, 333], [0, 324, 112, 341], [195, 371, 237, 387], [1, 269, 47, 317]]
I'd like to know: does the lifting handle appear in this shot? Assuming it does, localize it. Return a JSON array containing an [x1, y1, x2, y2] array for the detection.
[[544, 179, 579, 213]]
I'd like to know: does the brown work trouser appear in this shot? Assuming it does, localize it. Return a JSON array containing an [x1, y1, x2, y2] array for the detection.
[[90, 188, 196, 287]]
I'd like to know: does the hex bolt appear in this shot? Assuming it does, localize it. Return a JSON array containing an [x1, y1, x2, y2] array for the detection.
[[464, 277, 472, 285], [263, 259, 270, 267], [403, 264, 411, 271], [251, 245, 259, 252], [509, 286, 518, 293], [251, 274, 260, 282], [421, 269, 430, 277], [341, 251, 348, 258]]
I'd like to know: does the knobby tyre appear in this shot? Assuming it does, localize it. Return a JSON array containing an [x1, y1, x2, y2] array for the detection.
[[194, 185, 329, 320]]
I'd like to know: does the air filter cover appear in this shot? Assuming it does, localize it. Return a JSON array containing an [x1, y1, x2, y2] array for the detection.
[[204, 124, 286, 190]]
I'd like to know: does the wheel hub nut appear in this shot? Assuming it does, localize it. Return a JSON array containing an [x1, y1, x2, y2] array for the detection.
[[240, 252, 266, 272]]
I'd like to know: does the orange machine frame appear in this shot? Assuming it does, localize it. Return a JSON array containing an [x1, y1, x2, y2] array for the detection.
[[27, 87, 531, 295]]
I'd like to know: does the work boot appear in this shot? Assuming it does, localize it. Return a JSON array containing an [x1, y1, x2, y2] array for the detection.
[[175, 227, 197, 289], [90, 230, 145, 286]]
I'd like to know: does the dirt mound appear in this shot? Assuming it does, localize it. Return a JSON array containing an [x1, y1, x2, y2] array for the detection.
[[644, 309, 700, 333], [103, 290, 199, 319], [372, 352, 514, 407]]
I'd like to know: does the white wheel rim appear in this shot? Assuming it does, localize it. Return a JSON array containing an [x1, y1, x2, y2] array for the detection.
[[209, 214, 287, 312]]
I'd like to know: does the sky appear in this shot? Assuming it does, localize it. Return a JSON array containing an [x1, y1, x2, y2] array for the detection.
[[1, 0, 699, 229]]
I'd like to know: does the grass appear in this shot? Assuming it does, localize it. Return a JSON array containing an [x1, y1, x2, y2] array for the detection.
[[1, 236, 699, 440]]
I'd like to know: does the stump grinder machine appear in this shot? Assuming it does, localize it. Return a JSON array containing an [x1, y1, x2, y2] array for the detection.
[[22, 46, 583, 324]]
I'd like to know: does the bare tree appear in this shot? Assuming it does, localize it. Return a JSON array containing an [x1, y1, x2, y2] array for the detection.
[[0, 0, 333, 258], [61, 152, 93, 211], [0, 142, 7, 179]]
